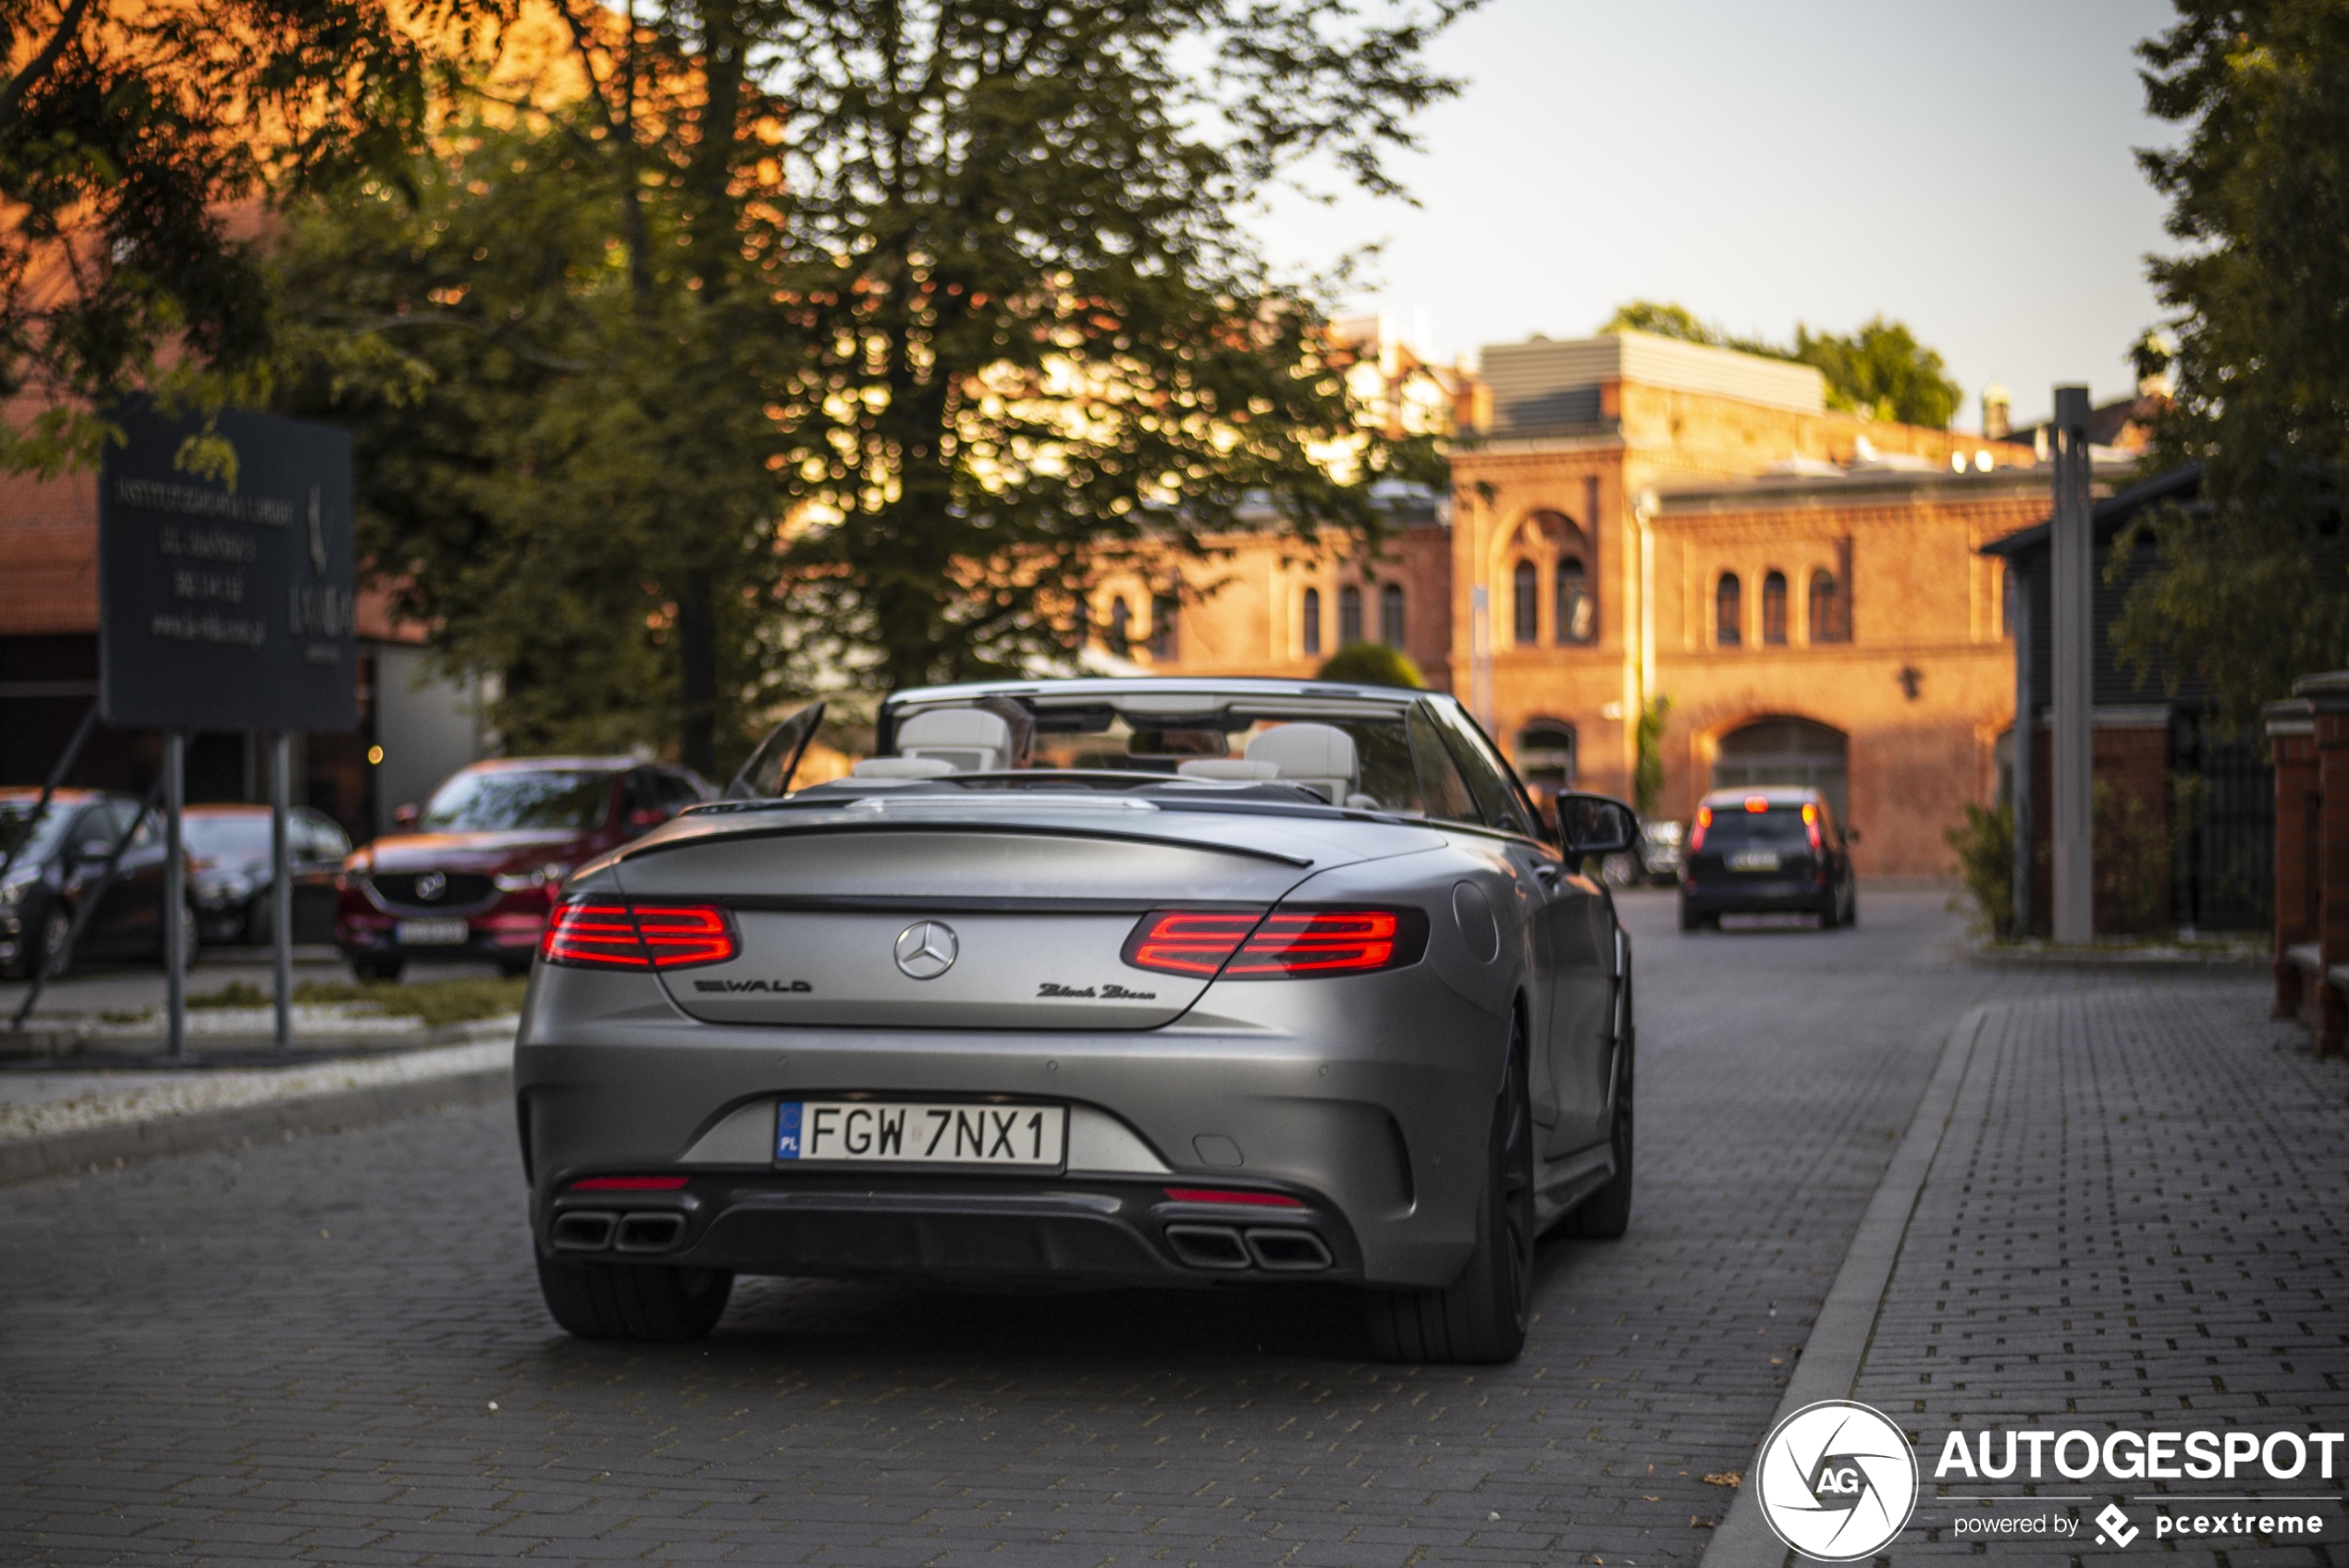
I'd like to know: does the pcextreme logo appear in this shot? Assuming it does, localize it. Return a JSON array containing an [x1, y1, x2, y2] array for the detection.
[[1755, 1401, 1919, 1561]]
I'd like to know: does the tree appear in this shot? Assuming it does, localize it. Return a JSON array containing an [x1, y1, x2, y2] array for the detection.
[[1599, 300, 1962, 427], [1316, 642, 1422, 689], [272, 105, 800, 768], [0, 0, 467, 473], [2112, 0, 2349, 729], [747, 0, 1468, 693]]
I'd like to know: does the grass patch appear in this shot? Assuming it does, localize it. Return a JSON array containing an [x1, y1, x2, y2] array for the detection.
[[190, 974, 528, 1026]]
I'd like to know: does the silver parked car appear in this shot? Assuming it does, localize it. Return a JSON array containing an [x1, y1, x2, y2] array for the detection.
[[515, 678, 1640, 1363]]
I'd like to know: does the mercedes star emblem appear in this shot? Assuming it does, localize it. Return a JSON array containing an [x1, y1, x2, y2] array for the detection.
[[415, 871, 447, 901], [893, 920, 959, 980]]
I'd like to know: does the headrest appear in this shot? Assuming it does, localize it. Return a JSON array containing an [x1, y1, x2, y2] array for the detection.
[[895, 708, 1014, 773], [1175, 758, 1280, 780], [851, 756, 956, 778], [1245, 723, 1358, 781]]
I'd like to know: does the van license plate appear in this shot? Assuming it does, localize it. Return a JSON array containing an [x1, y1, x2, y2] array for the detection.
[[776, 1101, 1066, 1167], [396, 918, 470, 946]]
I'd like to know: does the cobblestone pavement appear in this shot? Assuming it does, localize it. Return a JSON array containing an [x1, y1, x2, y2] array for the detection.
[[1, 889, 2079, 1567], [1847, 979, 2349, 1566]]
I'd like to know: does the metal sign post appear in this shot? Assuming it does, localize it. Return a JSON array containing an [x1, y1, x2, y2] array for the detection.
[[270, 732, 293, 1050], [162, 729, 187, 1060], [98, 398, 357, 1057], [2048, 386, 2095, 945]]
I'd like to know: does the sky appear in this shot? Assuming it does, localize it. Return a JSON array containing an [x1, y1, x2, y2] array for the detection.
[[1248, 0, 2182, 433]]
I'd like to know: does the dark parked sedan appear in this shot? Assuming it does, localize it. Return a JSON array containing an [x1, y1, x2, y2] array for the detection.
[[1678, 786, 1856, 931], [185, 805, 352, 946], [0, 789, 181, 977], [337, 758, 713, 981]]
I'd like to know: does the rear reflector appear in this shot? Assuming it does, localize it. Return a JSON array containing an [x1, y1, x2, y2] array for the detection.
[[568, 1175, 690, 1191], [1163, 1187, 1305, 1207], [1122, 908, 1427, 979], [541, 902, 737, 970]]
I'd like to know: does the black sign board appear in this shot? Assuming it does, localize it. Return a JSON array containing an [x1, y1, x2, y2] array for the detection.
[[99, 400, 357, 732]]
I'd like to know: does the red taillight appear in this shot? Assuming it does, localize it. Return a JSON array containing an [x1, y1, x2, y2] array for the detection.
[[1162, 1187, 1305, 1207], [541, 901, 736, 970], [1802, 802, 1822, 854], [1691, 804, 1711, 852], [1122, 908, 1426, 979], [569, 1175, 689, 1191]]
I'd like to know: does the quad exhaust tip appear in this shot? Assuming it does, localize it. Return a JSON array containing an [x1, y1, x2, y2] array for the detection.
[[549, 1209, 688, 1254], [1163, 1223, 1330, 1272]]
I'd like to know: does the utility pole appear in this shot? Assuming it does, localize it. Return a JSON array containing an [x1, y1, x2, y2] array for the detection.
[[2048, 386, 2094, 945]]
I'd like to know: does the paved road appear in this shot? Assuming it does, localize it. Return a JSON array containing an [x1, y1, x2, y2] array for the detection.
[[2, 888, 2060, 1566]]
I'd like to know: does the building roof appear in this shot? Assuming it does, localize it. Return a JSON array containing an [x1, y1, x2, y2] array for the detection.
[[1978, 464, 2202, 559], [1654, 464, 2058, 516], [1477, 330, 1826, 436]]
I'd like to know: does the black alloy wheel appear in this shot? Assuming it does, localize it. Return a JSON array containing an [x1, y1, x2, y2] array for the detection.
[[29, 903, 71, 979], [535, 1256, 735, 1341], [1364, 1015, 1534, 1365]]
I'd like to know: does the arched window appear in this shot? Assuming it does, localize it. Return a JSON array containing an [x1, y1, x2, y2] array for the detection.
[[1716, 573, 1742, 646], [1106, 599, 1131, 655], [1761, 570, 1789, 645], [1554, 558, 1593, 644], [1379, 582, 1406, 646], [1338, 584, 1363, 644], [1512, 560, 1539, 645], [1517, 721, 1577, 789], [1149, 594, 1180, 661], [1809, 569, 1843, 643], [1301, 587, 1322, 656]]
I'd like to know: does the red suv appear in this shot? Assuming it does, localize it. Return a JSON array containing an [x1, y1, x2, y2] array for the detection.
[[336, 758, 713, 980]]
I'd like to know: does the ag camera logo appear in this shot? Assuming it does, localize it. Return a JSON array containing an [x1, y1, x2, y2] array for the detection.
[[1757, 1400, 1919, 1560]]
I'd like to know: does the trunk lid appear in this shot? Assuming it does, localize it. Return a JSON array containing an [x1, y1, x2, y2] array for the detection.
[[613, 797, 1430, 1029]]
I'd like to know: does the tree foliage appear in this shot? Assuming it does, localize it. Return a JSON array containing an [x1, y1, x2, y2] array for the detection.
[[1599, 300, 1962, 427], [1315, 641, 1422, 688], [2112, 0, 2349, 729], [0, 0, 468, 473], [279, 0, 1469, 770]]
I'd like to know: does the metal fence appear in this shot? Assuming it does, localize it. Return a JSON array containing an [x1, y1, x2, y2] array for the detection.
[[2171, 711, 2274, 932]]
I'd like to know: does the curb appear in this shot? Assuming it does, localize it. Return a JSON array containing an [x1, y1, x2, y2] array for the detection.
[[0, 1062, 511, 1184], [1700, 1002, 1992, 1568]]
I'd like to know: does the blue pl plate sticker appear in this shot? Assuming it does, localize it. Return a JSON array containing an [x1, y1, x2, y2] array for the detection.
[[775, 1101, 804, 1160]]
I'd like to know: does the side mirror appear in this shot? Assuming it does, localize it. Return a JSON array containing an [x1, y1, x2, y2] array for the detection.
[[393, 803, 420, 830], [1556, 792, 1640, 858], [1845, 827, 1863, 845]]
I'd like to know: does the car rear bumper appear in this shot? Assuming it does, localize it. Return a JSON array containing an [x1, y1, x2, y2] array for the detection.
[[538, 1170, 1364, 1287], [514, 970, 1504, 1292], [1681, 878, 1829, 913]]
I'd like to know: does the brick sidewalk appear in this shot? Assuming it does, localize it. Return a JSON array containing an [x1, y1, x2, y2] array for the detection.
[[1851, 976, 2349, 1565]]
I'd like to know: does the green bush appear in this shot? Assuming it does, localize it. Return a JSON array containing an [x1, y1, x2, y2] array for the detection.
[[1945, 801, 2017, 939], [1315, 643, 1423, 689], [2093, 779, 2170, 935]]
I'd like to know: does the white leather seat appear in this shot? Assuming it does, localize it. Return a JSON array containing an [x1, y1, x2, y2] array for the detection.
[[895, 709, 1014, 773], [1174, 758, 1281, 781], [851, 756, 956, 778], [1244, 723, 1358, 804]]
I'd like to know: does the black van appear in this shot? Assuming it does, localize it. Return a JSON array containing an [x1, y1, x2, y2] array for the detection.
[[1678, 786, 1856, 931]]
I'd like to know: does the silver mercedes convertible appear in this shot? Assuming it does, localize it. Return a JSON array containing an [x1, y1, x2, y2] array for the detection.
[[514, 677, 1640, 1363]]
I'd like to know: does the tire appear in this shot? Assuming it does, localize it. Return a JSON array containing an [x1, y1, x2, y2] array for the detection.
[[1364, 1017, 1533, 1365], [1845, 885, 1860, 926], [1818, 888, 1841, 930], [535, 1256, 734, 1341], [1678, 898, 1701, 933], [350, 954, 404, 983], [1558, 1040, 1634, 1240], [26, 903, 71, 979]]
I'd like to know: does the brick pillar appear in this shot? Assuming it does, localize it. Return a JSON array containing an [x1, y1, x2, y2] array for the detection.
[[2294, 673, 2349, 1053], [2267, 699, 2317, 1020]]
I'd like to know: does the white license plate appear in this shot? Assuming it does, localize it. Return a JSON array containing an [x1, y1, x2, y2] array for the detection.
[[776, 1101, 1066, 1167], [1727, 850, 1781, 873], [396, 918, 470, 946]]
